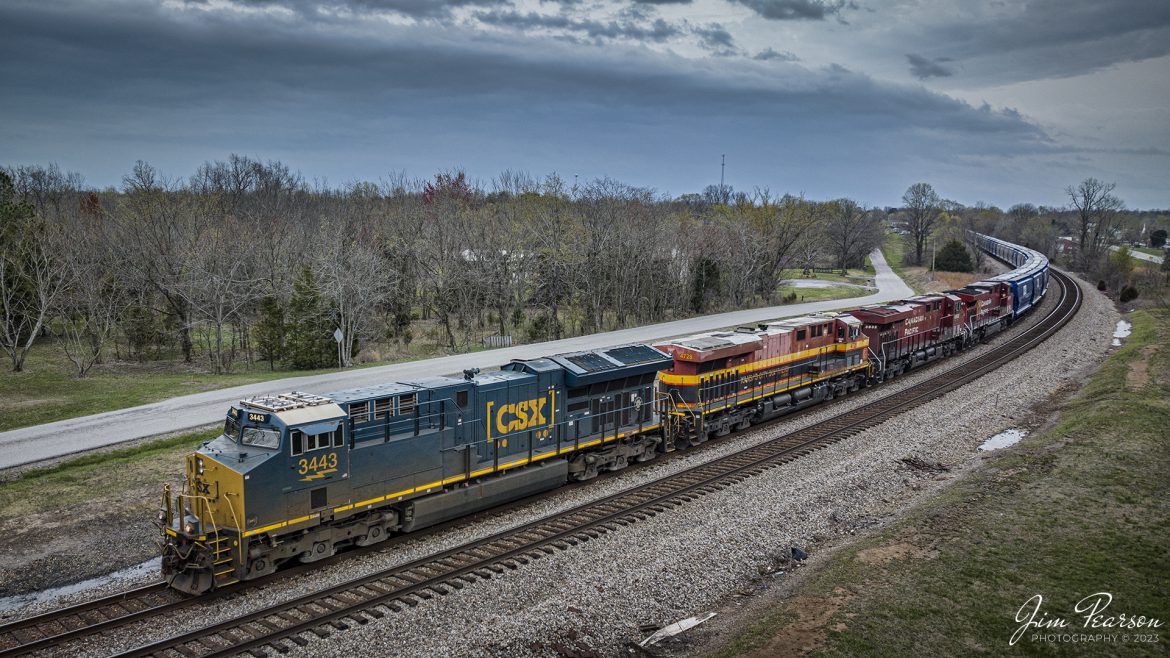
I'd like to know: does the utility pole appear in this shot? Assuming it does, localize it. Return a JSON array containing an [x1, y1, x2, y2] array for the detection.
[[719, 154, 726, 203]]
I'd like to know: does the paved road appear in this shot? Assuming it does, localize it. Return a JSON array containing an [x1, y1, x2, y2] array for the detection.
[[1109, 245, 1165, 265], [0, 249, 914, 469]]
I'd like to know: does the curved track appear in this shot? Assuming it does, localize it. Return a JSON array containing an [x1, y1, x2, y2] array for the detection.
[[88, 269, 1079, 658]]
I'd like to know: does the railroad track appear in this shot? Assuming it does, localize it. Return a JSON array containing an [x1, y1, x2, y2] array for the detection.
[[88, 269, 1079, 658], [0, 582, 182, 657]]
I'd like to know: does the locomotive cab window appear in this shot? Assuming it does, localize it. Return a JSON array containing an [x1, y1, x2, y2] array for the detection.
[[349, 401, 370, 423], [241, 426, 280, 449], [796, 329, 806, 341], [374, 398, 391, 420], [456, 390, 468, 408], [223, 416, 240, 441], [290, 429, 338, 455]]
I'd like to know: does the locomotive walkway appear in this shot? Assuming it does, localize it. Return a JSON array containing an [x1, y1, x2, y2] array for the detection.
[[0, 249, 913, 470]]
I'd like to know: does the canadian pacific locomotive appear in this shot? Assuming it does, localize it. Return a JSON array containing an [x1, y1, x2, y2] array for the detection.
[[160, 233, 1049, 594]]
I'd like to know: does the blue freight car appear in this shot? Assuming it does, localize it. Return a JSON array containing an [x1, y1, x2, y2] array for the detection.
[[973, 233, 1050, 318]]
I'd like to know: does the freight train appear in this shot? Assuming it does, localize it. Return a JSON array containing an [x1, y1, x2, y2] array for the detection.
[[160, 233, 1049, 594]]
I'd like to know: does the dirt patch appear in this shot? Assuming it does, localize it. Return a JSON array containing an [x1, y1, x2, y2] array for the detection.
[[0, 447, 189, 596], [855, 541, 937, 565], [1127, 344, 1156, 389], [741, 588, 855, 658], [928, 271, 982, 291]]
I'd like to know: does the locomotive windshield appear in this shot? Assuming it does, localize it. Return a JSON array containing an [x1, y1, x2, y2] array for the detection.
[[241, 427, 280, 449], [223, 416, 240, 441]]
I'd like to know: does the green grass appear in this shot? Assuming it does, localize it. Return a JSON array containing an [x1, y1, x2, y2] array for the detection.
[[776, 284, 870, 304], [1133, 246, 1166, 258], [707, 309, 1170, 657], [0, 428, 213, 518]]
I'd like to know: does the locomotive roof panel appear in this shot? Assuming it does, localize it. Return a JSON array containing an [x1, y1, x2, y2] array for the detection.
[[235, 400, 346, 427], [671, 331, 762, 352], [848, 304, 917, 321], [549, 343, 671, 386], [405, 375, 467, 387], [604, 344, 671, 367], [763, 313, 837, 329], [472, 369, 535, 386], [505, 357, 562, 374], [328, 381, 422, 405]]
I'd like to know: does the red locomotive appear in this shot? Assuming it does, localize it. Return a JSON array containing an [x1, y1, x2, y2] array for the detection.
[[654, 313, 869, 447]]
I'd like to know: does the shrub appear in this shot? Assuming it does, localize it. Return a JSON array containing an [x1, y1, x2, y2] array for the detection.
[[934, 240, 973, 272]]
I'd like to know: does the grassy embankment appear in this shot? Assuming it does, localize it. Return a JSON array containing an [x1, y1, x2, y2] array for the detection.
[[774, 262, 877, 305], [0, 345, 350, 433], [0, 429, 209, 515], [706, 309, 1170, 657]]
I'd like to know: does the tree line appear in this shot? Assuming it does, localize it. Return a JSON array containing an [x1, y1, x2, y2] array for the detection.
[[0, 157, 886, 376]]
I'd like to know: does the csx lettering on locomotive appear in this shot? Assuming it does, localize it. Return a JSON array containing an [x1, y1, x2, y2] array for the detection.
[[493, 396, 550, 435]]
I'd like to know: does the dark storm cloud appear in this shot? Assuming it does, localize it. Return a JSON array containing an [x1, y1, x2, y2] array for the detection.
[[906, 53, 953, 79], [230, 0, 511, 19], [753, 47, 799, 62], [907, 0, 1170, 83], [474, 10, 682, 43], [729, 0, 847, 21], [0, 0, 1078, 205], [693, 24, 736, 52]]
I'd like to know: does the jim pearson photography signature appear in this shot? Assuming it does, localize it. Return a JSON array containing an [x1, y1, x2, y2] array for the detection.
[[1011, 593, 1164, 646]]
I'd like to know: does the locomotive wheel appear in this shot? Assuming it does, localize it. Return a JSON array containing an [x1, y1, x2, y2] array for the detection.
[[299, 541, 335, 563], [356, 525, 388, 547]]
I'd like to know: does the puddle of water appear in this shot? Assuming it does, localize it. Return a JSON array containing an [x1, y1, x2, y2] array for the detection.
[[1112, 320, 1132, 347], [979, 428, 1027, 452], [0, 558, 159, 614]]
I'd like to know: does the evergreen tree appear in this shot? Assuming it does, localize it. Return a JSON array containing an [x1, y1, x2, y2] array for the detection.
[[254, 295, 286, 370], [284, 266, 334, 370], [934, 240, 973, 272], [1150, 229, 1167, 248], [690, 257, 720, 313]]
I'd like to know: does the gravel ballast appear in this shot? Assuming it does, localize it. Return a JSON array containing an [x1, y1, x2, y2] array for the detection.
[[12, 274, 1118, 658]]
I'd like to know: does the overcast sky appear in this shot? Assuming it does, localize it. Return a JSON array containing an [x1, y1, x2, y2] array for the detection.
[[1, 0, 1168, 208]]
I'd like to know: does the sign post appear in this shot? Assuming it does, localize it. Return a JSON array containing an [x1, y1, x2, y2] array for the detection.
[[333, 328, 344, 368]]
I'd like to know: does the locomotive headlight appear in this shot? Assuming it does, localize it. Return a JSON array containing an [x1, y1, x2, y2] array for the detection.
[[195, 457, 205, 475], [184, 521, 196, 534]]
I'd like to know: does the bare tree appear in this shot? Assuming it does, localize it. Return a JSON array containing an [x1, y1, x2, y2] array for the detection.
[[902, 183, 942, 265], [1067, 178, 1124, 267], [0, 171, 72, 371], [53, 199, 127, 377], [175, 212, 264, 374], [824, 198, 883, 273], [316, 196, 397, 367]]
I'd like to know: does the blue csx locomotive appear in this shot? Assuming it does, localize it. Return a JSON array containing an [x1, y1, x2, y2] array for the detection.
[[160, 344, 672, 594]]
